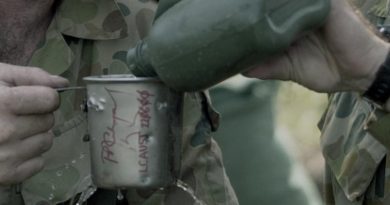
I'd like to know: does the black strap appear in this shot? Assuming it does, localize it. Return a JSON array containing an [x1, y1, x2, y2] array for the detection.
[[363, 50, 390, 105]]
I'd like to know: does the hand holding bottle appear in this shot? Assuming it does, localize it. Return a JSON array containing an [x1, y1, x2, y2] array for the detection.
[[128, 0, 330, 91], [244, 0, 389, 93]]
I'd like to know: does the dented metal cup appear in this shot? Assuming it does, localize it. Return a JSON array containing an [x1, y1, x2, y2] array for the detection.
[[83, 74, 182, 189]]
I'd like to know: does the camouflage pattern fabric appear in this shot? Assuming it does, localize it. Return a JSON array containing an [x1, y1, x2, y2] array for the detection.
[[320, 92, 388, 205], [0, 0, 238, 204], [321, 1, 390, 204]]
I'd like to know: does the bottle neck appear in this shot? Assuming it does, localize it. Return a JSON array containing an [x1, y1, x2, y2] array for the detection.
[[127, 41, 157, 77]]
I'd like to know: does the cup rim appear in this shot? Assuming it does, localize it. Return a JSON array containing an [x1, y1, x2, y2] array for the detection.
[[83, 74, 161, 83]]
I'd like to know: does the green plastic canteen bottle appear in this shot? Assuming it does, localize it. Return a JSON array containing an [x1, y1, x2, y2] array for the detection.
[[127, 0, 330, 91]]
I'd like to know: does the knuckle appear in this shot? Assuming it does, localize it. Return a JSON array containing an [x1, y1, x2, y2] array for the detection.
[[43, 88, 60, 111], [42, 113, 55, 130], [0, 152, 12, 164], [1, 88, 16, 110], [39, 134, 53, 153], [33, 157, 45, 172], [0, 123, 16, 143]]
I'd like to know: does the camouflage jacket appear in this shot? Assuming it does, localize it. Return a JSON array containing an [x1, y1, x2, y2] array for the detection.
[[321, 1, 390, 204], [0, 0, 238, 205]]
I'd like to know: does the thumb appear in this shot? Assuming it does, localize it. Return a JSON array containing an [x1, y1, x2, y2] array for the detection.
[[0, 63, 69, 88], [242, 54, 292, 81]]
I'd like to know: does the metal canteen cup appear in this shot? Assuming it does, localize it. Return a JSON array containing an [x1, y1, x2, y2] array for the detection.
[[83, 75, 182, 189]]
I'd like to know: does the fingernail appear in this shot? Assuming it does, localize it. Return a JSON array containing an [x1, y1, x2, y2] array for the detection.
[[50, 75, 69, 86], [50, 75, 66, 81]]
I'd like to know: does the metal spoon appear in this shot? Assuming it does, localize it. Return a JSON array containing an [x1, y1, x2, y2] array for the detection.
[[56, 86, 86, 93]]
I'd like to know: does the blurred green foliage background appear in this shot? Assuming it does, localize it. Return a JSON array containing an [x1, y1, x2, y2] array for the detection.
[[276, 81, 328, 189]]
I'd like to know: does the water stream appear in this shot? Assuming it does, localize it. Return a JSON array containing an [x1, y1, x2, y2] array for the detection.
[[117, 189, 124, 201], [66, 179, 206, 204], [175, 180, 207, 205]]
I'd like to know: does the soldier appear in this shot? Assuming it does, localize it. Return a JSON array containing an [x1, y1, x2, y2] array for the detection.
[[246, 0, 390, 204], [0, 0, 238, 204]]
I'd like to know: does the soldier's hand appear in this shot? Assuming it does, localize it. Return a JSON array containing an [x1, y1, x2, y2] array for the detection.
[[244, 0, 389, 93], [0, 63, 68, 185]]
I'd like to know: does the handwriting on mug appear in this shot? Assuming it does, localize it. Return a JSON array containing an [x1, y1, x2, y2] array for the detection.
[[101, 88, 155, 172]]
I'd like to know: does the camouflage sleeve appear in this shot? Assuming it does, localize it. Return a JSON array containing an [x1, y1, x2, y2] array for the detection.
[[320, 1, 390, 204]]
